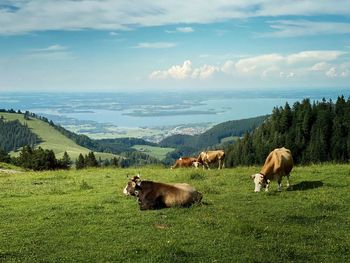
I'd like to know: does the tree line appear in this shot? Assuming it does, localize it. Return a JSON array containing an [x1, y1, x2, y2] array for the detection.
[[10, 145, 72, 170], [225, 96, 350, 167]]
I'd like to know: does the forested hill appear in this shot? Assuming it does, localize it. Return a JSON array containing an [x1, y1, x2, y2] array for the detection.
[[225, 96, 350, 167], [160, 115, 268, 151], [0, 116, 40, 152], [0, 110, 160, 166]]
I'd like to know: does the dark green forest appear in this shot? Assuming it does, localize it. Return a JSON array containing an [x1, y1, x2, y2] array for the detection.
[[0, 116, 40, 152], [12, 146, 71, 171], [225, 96, 350, 167]]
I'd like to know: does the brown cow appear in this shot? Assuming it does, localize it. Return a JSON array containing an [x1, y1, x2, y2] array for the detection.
[[123, 175, 203, 210], [171, 157, 199, 169], [251, 147, 293, 192], [197, 150, 225, 169]]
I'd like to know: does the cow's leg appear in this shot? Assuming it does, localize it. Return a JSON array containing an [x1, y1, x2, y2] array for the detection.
[[265, 180, 270, 192], [277, 176, 282, 191], [206, 162, 210, 170], [286, 174, 290, 188], [218, 159, 221, 170]]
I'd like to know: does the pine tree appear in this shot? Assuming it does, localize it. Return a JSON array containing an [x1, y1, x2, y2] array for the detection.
[[85, 152, 99, 167], [60, 151, 72, 169], [76, 153, 85, 169]]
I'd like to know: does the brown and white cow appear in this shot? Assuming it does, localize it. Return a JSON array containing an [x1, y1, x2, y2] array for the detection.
[[197, 150, 225, 169], [123, 175, 203, 210], [171, 157, 199, 169], [251, 147, 293, 192]]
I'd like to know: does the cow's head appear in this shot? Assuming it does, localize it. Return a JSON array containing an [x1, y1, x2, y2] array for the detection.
[[123, 174, 141, 196], [251, 173, 269, 192], [192, 161, 200, 168]]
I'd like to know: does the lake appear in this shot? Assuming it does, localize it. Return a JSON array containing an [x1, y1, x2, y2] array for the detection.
[[1, 88, 349, 128]]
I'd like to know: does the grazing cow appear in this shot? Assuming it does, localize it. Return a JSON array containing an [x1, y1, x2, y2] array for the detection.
[[197, 150, 225, 169], [123, 175, 203, 210], [251, 147, 293, 192], [171, 157, 199, 169]]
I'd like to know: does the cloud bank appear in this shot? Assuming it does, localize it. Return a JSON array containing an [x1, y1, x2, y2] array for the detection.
[[149, 50, 349, 81], [1, 0, 350, 35]]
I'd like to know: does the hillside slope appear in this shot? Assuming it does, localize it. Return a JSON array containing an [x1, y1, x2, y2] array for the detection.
[[160, 115, 268, 151], [1, 113, 117, 160]]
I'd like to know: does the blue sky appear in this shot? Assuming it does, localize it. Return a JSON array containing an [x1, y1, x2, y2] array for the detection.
[[0, 0, 350, 92]]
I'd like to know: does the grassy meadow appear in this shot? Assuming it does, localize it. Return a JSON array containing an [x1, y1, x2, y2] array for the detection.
[[1, 113, 118, 161], [1, 164, 350, 262]]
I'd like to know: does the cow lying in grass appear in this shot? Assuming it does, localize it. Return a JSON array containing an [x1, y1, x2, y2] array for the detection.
[[123, 175, 203, 210], [251, 147, 293, 192]]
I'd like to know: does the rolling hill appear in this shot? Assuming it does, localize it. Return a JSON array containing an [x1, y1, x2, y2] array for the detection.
[[160, 115, 268, 151], [0, 112, 118, 161]]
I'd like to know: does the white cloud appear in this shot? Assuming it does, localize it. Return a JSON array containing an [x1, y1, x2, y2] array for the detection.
[[326, 66, 349, 78], [166, 27, 194, 34], [25, 44, 75, 60], [109, 31, 119, 36], [279, 71, 296, 78], [235, 54, 284, 73], [221, 60, 235, 74], [150, 50, 349, 81], [192, 64, 219, 79], [265, 20, 350, 38], [286, 50, 345, 64], [309, 62, 330, 71], [176, 27, 194, 33], [133, 42, 176, 49], [30, 44, 67, 52], [150, 60, 192, 80], [2, 1, 350, 35], [150, 60, 218, 80]]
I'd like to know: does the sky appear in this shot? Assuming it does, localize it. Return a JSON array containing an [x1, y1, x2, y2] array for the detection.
[[0, 0, 350, 92]]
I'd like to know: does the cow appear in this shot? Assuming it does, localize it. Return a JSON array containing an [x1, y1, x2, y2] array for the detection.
[[251, 147, 293, 192], [197, 150, 225, 169], [123, 175, 203, 210], [171, 157, 199, 169]]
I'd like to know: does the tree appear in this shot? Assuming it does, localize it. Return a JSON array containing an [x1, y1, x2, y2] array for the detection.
[[59, 151, 72, 169], [76, 153, 85, 169], [0, 148, 10, 163], [111, 157, 119, 167], [85, 152, 99, 167]]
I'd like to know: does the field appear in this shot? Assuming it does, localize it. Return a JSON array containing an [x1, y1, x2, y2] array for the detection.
[[132, 145, 175, 160], [1, 164, 350, 262], [1, 113, 118, 161]]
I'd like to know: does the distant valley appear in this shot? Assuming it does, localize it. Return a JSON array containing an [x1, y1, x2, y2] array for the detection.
[[2, 89, 349, 142]]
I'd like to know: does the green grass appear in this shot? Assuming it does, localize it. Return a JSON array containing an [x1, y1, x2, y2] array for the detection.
[[132, 145, 174, 160], [1, 113, 118, 161], [1, 164, 350, 262]]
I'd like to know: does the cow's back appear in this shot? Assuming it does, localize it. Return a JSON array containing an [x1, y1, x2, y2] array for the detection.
[[139, 181, 201, 208], [278, 148, 293, 175], [261, 147, 293, 178]]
